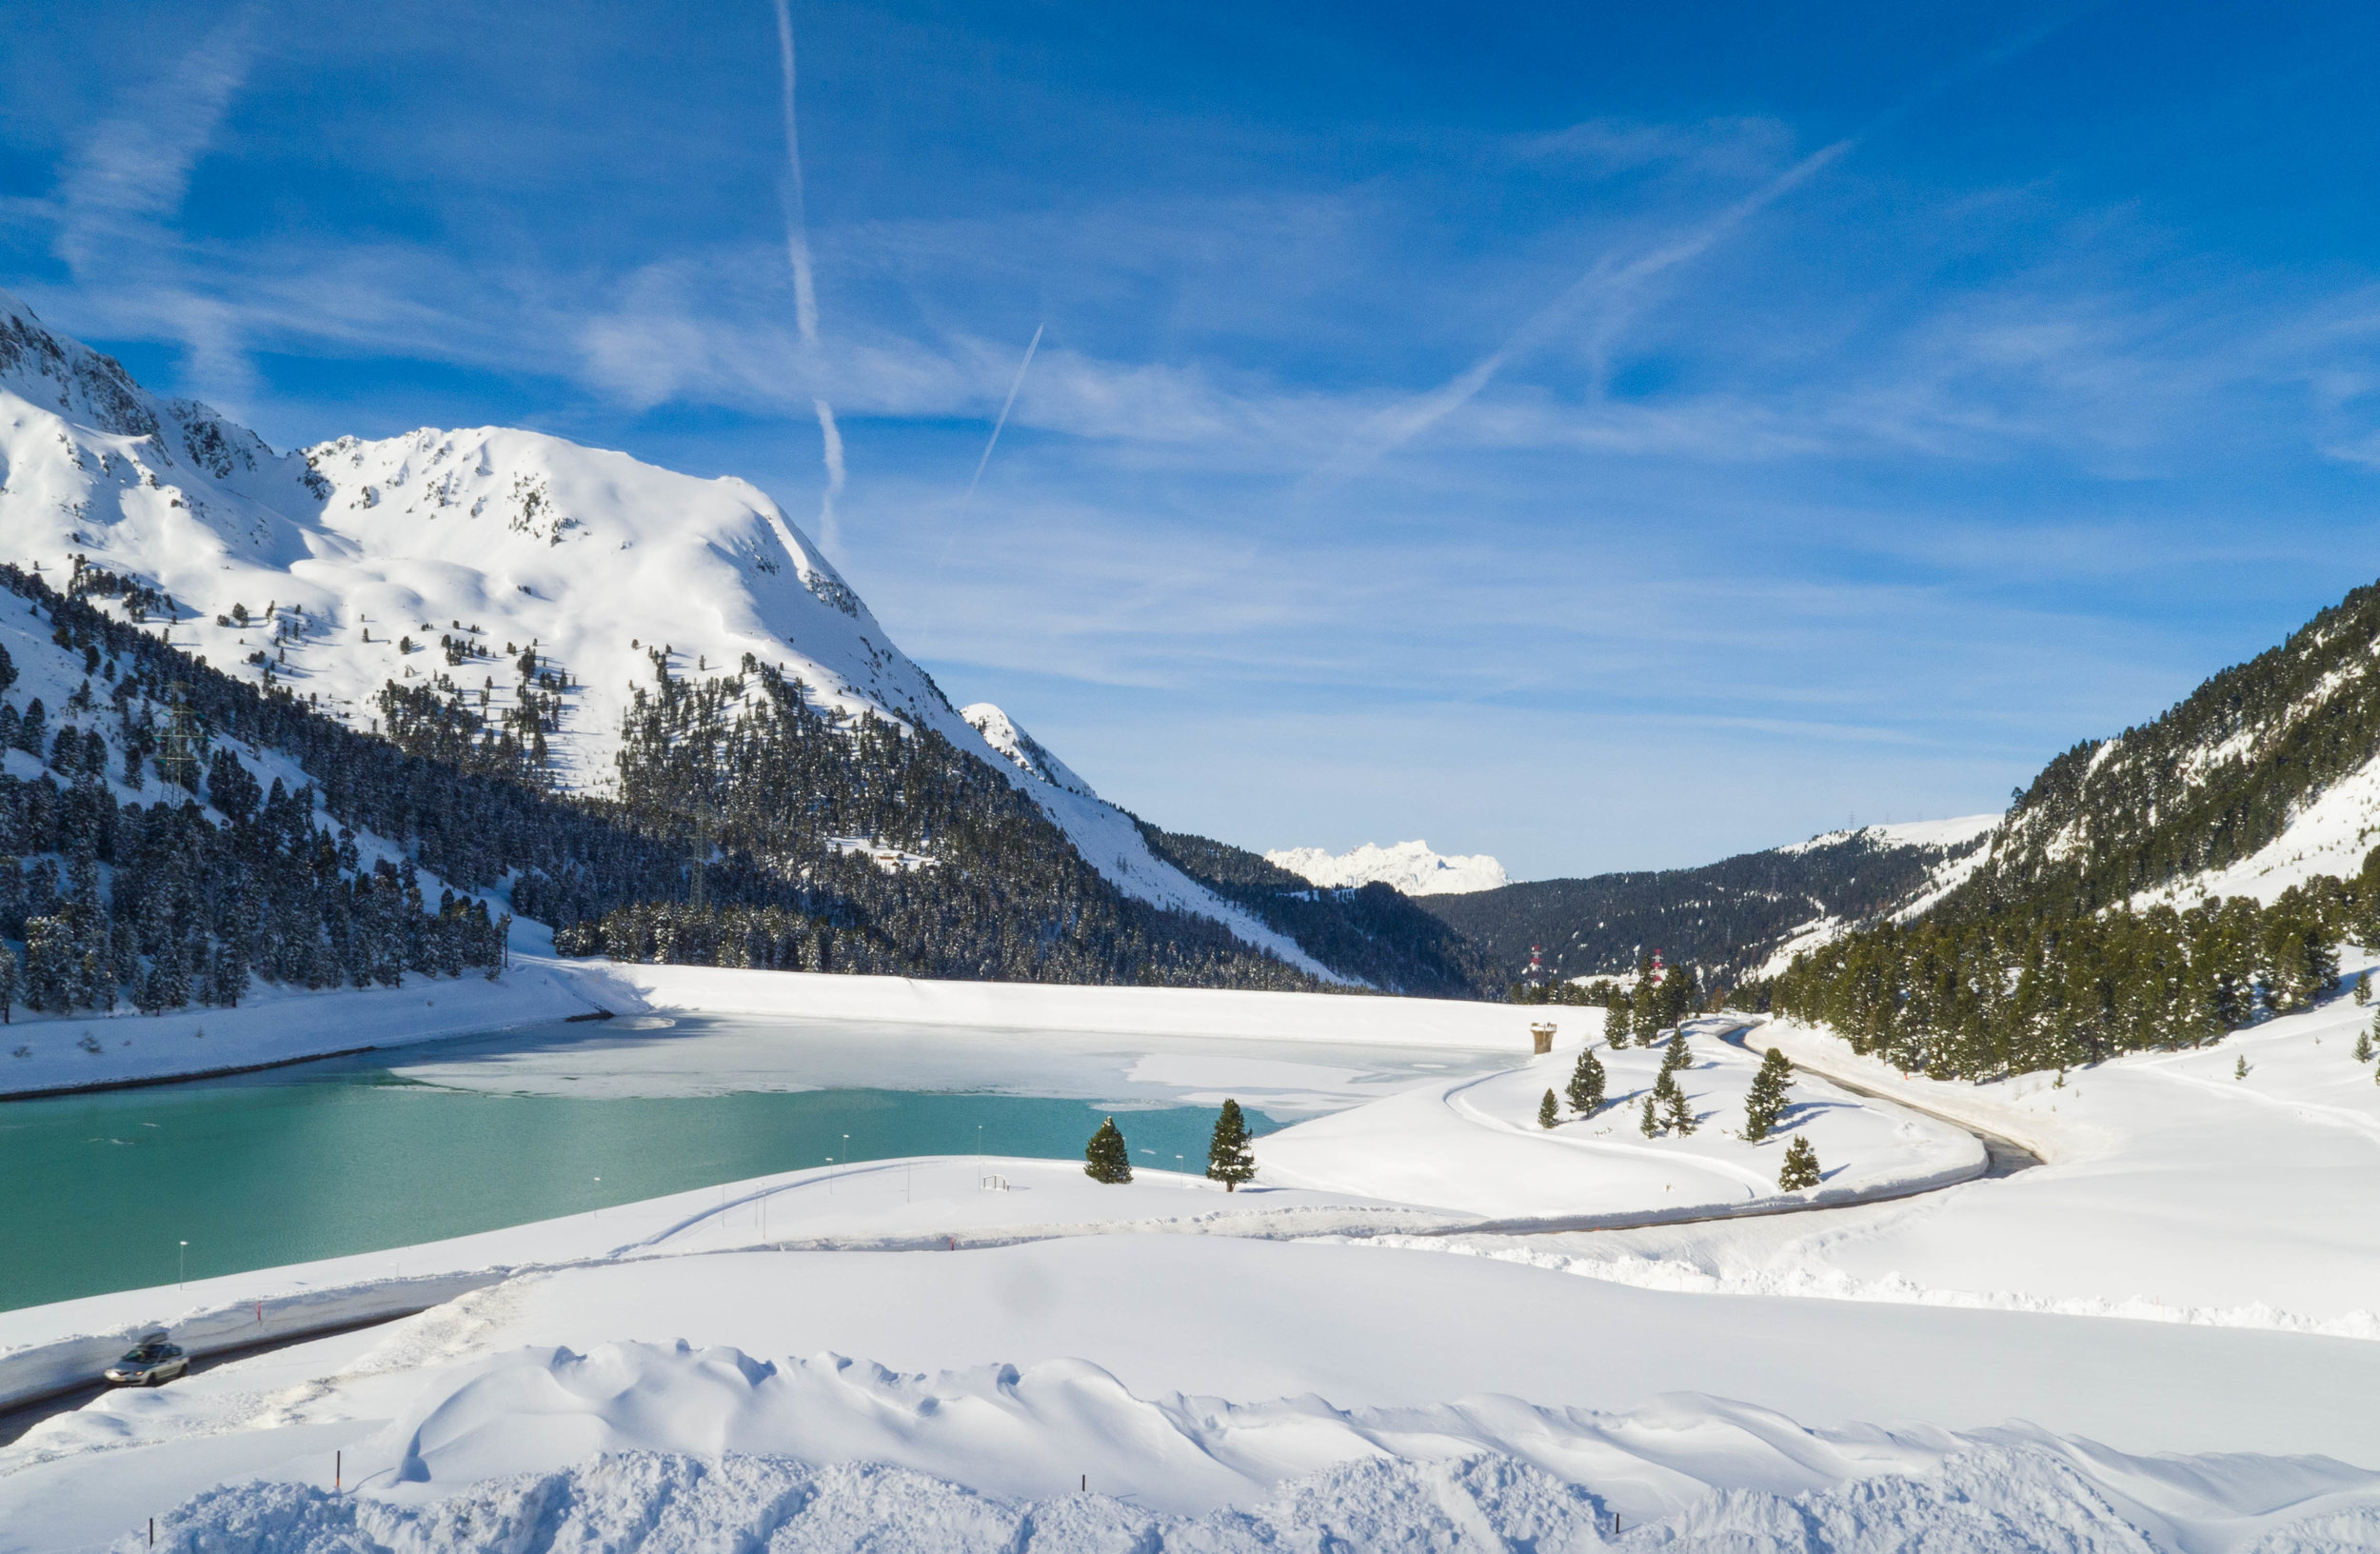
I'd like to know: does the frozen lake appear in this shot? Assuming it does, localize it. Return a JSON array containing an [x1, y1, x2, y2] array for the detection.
[[0, 1012, 1517, 1309]]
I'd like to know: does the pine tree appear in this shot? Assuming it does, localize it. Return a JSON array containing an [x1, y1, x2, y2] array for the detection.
[[1639, 1093, 1659, 1137], [0, 944, 17, 1023], [1537, 1088, 1558, 1128], [1661, 1079, 1696, 1135], [1661, 1030, 1694, 1076], [1742, 1046, 1794, 1142], [2357, 973, 2372, 1007], [2234, 1054, 2250, 1080], [2356, 1030, 2374, 1065], [1084, 1116, 1132, 1184], [1777, 1134, 1821, 1190], [1566, 1046, 1606, 1115], [1205, 1098, 1256, 1190]]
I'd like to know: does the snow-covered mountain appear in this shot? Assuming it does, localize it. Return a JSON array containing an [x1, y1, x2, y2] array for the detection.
[[1265, 840, 1509, 897], [0, 292, 1339, 979], [1955, 582, 2380, 919], [1417, 816, 1999, 986]]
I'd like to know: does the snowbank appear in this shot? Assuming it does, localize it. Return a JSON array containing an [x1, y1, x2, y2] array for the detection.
[[125, 1438, 2380, 1554], [16, 1237, 2380, 1551], [0, 1157, 1464, 1414], [581, 961, 1534, 1048], [0, 962, 599, 1099]]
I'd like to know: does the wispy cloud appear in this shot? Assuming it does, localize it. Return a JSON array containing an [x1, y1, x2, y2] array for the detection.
[[1296, 139, 1854, 495], [50, 6, 265, 404]]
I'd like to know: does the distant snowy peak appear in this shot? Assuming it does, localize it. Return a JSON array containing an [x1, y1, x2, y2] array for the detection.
[[1266, 840, 1510, 896], [962, 704, 1100, 800], [1781, 814, 1999, 857]]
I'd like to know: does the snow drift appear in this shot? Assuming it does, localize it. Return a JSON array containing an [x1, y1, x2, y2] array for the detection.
[[126, 1339, 2380, 1553]]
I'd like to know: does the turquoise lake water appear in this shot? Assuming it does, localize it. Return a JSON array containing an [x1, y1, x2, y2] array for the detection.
[[0, 1014, 1512, 1310]]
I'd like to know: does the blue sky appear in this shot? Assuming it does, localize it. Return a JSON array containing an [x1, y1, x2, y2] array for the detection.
[[6, 1, 2380, 879]]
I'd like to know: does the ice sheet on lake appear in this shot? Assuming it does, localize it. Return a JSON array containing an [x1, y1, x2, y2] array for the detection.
[[386, 1015, 1515, 1115]]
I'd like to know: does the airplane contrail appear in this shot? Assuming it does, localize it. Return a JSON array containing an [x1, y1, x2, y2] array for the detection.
[[1299, 138, 1849, 496], [773, 0, 842, 550], [1299, 13, 2073, 496], [772, 0, 819, 347], [966, 323, 1043, 501], [813, 398, 845, 551]]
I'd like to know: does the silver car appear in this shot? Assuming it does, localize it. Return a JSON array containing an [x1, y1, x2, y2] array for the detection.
[[103, 1334, 188, 1386]]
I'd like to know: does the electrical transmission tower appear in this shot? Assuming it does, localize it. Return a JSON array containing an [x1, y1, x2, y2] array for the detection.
[[155, 685, 202, 790]]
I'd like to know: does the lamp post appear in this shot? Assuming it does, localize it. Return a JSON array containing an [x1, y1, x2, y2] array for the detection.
[[177, 1241, 188, 1287]]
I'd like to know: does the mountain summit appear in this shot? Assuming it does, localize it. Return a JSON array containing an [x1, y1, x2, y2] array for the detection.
[[1266, 841, 1509, 897], [0, 292, 1337, 977]]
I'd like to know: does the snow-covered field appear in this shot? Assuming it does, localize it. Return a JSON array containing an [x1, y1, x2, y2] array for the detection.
[[9, 972, 2380, 1551], [10, 1203, 2380, 1551], [1259, 1019, 1983, 1222], [1431, 988, 2380, 1338]]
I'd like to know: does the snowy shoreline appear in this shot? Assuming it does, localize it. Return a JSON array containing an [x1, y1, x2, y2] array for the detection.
[[0, 959, 1546, 1102]]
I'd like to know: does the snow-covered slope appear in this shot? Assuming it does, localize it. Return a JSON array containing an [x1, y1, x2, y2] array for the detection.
[[2126, 754, 2380, 909], [1266, 839, 1509, 896], [961, 703, 1099, 799], [1778, 814, 2000, 856], [0, 293, 1319, 968]]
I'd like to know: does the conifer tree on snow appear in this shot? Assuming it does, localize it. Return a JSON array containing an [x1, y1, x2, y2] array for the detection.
[[1604, 995, 1630, 1048], [1661, 1030, 1694, 1076], [1084, 1116, 1132, 1184], [1205, 1098, 1256, 1190], [2356, 1030, 2375, 1065], [1537, 1088, 1558, 1128], [1777, 1134, 1821, 1190], [1639, 1093, 1659, 1137], [0, 943, 16, 1023], [2358, 973, 2372, 1007], [1742, 1046, 1794, 1142], [1566, 1046, 1606, 1115], [1660, 1077, 1696, 1135], [2234, 1055, 2251, 1080]]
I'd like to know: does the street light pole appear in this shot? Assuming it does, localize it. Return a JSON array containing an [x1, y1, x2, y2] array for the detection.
[[177, 1240, 188, 1287]]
